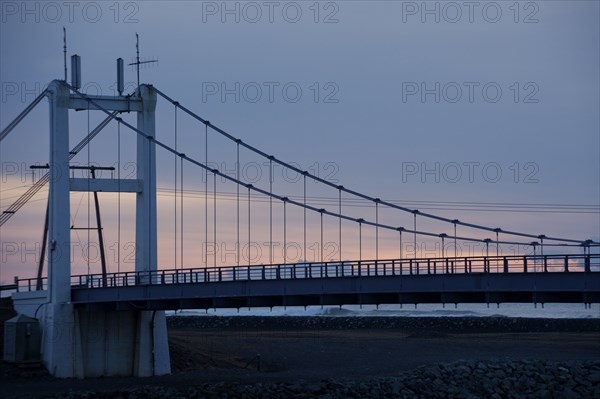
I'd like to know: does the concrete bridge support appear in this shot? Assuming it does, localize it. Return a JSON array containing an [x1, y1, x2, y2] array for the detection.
[[12, 291, 170, 377]]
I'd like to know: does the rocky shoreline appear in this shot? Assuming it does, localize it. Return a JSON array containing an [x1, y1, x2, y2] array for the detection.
[[167, 315, 600, 333], [41, 359, 600, 399]]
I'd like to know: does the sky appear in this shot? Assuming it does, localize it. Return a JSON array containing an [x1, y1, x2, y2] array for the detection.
[[0, 1, 599, 284]]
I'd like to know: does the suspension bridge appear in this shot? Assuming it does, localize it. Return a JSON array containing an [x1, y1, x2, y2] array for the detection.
[[1, 58, 599, 378]]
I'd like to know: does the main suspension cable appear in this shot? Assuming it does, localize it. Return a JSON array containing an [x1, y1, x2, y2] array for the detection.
[[152, 87, 594, 246], [68, 86, 598, 255]]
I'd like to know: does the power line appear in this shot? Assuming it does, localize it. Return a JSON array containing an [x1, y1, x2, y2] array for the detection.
[[3, 188, 599, 216], [149, 189, 600, 214]]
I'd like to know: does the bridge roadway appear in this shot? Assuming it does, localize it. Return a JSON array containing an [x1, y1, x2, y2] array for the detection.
[[17, 255, 600, 310]]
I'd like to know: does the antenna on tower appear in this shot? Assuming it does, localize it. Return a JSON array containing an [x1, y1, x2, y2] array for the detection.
[[63, 27, 67, 81], [117, 58, 124, 96], [128, 33, 158, 87]]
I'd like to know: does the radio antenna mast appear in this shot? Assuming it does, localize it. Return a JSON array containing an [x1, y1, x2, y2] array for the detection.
[[129, 33, 158, 87], [63, 27, 67, 81]]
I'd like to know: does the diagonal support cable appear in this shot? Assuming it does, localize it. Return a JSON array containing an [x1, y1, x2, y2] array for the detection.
[[0, 89, 48, 142], [0, 111, 118, 227]]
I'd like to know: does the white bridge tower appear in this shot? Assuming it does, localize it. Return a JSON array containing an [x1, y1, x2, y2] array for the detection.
[[12, 73, 170, 377]]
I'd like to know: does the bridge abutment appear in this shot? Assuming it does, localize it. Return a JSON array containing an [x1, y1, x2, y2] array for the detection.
[[12, 291, 170, 377], [76, 309, 170, 377]]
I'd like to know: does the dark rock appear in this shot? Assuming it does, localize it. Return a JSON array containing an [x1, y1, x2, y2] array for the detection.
[[32, 359, 600, 399]]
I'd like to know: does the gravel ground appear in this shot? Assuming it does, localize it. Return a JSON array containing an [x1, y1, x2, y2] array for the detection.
[[2, 315, 599, 398]]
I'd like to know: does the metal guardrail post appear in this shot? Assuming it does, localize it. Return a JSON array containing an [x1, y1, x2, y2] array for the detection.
[[544, 256, 548, 273], [585, 255, 591, 272], [445, 259, 449, 274], [564, 256, 569, 272], [428, 259, 431, 274], [409, 260, 413, 275], [523, 256, 528, 273], [503, 257, 508, 273]]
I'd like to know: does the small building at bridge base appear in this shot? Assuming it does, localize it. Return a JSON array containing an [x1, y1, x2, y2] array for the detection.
[[11, 291, 170, 378]]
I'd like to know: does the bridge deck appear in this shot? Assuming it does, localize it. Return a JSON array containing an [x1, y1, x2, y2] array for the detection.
[[15, 255, 600, 310]]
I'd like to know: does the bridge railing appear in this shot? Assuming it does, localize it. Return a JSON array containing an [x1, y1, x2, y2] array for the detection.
[[14, 254, 600, 291]]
